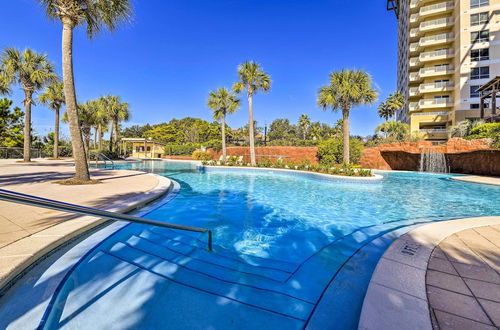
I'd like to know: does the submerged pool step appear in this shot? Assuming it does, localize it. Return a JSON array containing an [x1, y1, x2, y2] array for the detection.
[[105, 242, 314, 321], [134, 231, 291, 281], [146, 227, 299, 273]]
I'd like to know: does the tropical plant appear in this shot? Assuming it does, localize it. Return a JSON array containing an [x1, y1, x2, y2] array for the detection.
[[207, 87, 240, 161], [192, 150, 213, 161], [378, 91, 404, 121], [38, 81, 65, 158], [0, 98, 24, 147], [38, 0, 132, 180], [99, 95, 130, 152], [449, 119, 484, 138], [63, 100, 99, 155], [0, 48, 57, 161], [465, 123, 500, 148], [298, 114, 311, 140], [375, 120, 409, 140], [317, 69, 378, 163], [317, 138, 364, 166], [233, 61, 271, 165]]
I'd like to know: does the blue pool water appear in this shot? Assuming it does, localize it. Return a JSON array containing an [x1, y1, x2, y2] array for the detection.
[[36, 161, 500, 329]]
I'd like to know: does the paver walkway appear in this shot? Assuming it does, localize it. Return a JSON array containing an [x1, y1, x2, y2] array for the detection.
[[427, 225, 500, 329], [0, 159, 158, 248]]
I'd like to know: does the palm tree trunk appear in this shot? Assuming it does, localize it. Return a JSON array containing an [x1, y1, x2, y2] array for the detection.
[[61, 20, 90, 181], [248, 93, 256, 166], [114, 120, 119, 152], [54, 106, 60, 159], [342, 108, 350, 164], [221, 115, 227, 161], [22, 91, 32, 162], [98, 124, 103, 151], [93, 126, 97, 149], [109, 121, 114, 152]]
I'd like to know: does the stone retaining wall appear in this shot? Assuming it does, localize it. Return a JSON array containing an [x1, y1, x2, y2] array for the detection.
[[360, 138, 500, 176]]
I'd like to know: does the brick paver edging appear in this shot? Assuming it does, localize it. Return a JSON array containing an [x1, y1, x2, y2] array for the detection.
[[0, 173, 172, 293], [358, 216, 500, 330]]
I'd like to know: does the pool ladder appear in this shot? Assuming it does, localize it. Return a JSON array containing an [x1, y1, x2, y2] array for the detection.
[[89, 152, 115, 169], [0, 188, 213, 251]]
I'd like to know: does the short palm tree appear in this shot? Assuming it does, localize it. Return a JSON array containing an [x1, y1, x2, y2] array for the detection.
[[63, 100, 98, 156], [298, 114, 311, 140], [207, 88, 240, 161], [0, 48, 57, 161], [38, 81, 65, 159], [233, 61, 271, 166], [38, 0, 132, 180], [100, 95, 130, 152], [375, 120, 409, 140], [318, 69, 378, 163]]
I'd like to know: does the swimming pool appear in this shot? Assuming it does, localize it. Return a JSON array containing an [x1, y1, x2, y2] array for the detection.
[[6, 161, 500, 329]]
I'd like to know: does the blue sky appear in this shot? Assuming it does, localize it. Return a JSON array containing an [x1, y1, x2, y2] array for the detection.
[[0, 0, 398, 138]]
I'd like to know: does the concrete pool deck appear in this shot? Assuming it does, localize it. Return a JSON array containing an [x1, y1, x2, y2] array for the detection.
[[450, 175, 500, 186], [359, 216, 500, 330], [0, 159, 172, 291]]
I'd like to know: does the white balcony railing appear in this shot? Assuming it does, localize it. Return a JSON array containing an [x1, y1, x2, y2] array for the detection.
[[420, 129, 449, 133], [410, 0, 420, 9], [420, 17, 454, 30], [410, 42, 420, 52], [420, 1, 454, 14], [409, 102, 420, 111], [412, 111, 450, 117], [419, 98, 453, 108], [420, 32, 454, 45], [420, 49, 454, 60], [420, 65, 454, 76], [409, 87, 420, 96], [420, 81, 454, 91], [410, 28, 420, 38]]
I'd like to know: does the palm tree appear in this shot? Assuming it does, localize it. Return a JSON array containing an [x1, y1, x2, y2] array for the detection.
[[99, 95, 130, 152], [375, 120, 409, 140], [63, 100, 98, 156], [449, 119, 484, 138], [207, 88, 240, 161], [298, 114, 311, 140], [378, 91, 404, 122], [318, 69, 378, 163], [233, 61, 271, 166], [38, 81, 65, 159], [38, 0, 132, 180], [0, 48, 57, 161]]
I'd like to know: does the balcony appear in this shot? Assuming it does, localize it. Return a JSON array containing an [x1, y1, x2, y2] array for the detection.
[[419, 65, 454, 78], [419, 81, 454, 93], [410, 13, 420, 26], [410, 0, 420, 11], [409, 102, 420, 111], [409, 71, 422, 82], [420, 17, 454, 33], [412, 111, 450, 117], [409, 57, 422, 68], [420, 2, 454, 18], [418, 98, 453, 109], [410, 28, 420, 39], [419, 49, 454, 63], [409, 42, 421, 55], [419, 32, 454, 47], [409, 87, 420, 97]]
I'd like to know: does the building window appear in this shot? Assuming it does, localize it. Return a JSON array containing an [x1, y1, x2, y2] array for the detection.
[[471, 103, 489, 109], [136, 146, 144, 152], [434, 95, 450, 99], [471, 0, 489, 9], [470, 66, 489, 79], [471, 48, 489, 61], [146, 146, 151, 151], [471, 12, 489, 26], [471, 30, 489, 43], [470, 85, 481, 98]]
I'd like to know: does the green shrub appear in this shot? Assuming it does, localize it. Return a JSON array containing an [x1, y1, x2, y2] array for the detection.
[[465, 123, 500, 148], [273, 159, 286, 168], [317, 138, 364, 166], [204, 139, 222, 152], [256, 158, 273, 168], [192, 150, 213, 161], [285, 160, 296, 169], [164, 143, 200, 155], [357, 169, 373, 177], [296, 159, 311, 170]]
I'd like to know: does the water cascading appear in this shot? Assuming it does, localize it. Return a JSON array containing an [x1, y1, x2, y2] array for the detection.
[[419, 149, 448, 173]]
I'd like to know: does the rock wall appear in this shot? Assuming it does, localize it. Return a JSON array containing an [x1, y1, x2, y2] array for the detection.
[[210, 146, 319, 164], [360, 138, 500, 176]]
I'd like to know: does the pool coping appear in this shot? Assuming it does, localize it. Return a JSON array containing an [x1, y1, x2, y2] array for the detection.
[[358, 216, 500, 330], [199, 165, 384, 183], [0, 172, 173, 294]]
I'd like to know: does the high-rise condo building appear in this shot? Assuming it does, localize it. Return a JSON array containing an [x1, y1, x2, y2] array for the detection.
[[388, 0, 498, 141]]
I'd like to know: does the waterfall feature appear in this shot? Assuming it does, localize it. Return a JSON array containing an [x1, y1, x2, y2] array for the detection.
[[419, 149, 448, 173]]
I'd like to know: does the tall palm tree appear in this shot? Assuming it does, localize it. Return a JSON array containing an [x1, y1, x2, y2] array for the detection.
[[207, 88, 240, 161], [93, 97, 110, 150], [38, 81, 65, 158], [298, 114, 311, 140], [378, 91, 404, 122], [318, 69, 378, 163], [233, 61, 271, 166], [0, 48, 57, 161], [38, 0, 132, 180]]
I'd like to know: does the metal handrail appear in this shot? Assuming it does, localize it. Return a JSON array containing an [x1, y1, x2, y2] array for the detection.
[[0, 188, 213, 251], [89, 152, 115, 169]]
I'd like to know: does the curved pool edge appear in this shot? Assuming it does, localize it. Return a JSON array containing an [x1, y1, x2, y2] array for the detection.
[[358, 215, 500, 330], [0, 172, 173, 295], [199, 165, 384, 183]]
